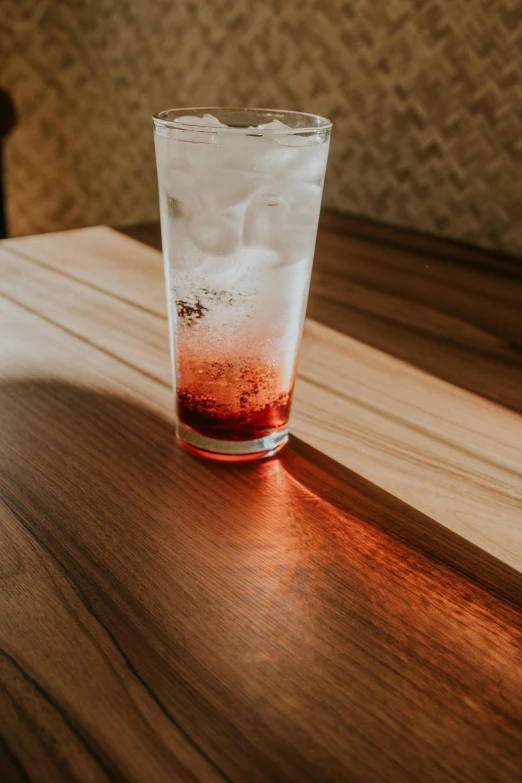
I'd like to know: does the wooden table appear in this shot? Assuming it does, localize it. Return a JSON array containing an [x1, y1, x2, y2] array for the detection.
[[1, 213, 521, 782]]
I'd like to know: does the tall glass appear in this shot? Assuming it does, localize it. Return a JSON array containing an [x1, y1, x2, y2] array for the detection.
[[153, 108, 331, 461]]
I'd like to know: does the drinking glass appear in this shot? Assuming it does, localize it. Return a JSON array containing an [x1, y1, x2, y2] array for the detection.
[[153, 107, 331, 460]]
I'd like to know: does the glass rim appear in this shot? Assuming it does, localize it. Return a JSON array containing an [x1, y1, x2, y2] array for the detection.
[[152, 106, 332, 134]]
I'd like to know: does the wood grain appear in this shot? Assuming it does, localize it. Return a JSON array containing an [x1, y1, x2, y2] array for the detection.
[[1, 376, 522, 783], [1, 225, 522, 782], [2, 230, 521, 574]]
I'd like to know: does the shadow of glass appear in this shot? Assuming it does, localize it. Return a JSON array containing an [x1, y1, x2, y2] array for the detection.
[[1, 379, 521, 781]]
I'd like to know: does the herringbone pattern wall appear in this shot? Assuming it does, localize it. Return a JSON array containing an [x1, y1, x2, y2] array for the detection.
[[2, 0, 522, 254]]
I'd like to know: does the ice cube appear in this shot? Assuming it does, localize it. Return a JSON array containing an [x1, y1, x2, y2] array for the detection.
[[174, 113, 228, 127], [286, 182, 323, 225], [287, 143, 329, 184], [164, 218, 206, 272], [200, 170, 258, 211], [285, 183, 322, 264], [182, 139, 219, 180], [188, 130, 297, 185], [249, 119, 291, 130], [243, 189, 288, 253], [169, 114, 226, 145], [247, 144, 300, 181], [276, 136, 306, 147], [164, 166, 200, 215], [187, 210, 240, 256]]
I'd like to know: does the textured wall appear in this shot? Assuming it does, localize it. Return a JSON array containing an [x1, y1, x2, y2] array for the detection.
[[2, 0, 522, 254]]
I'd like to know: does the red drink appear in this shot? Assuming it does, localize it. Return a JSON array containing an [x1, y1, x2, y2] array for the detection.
[[177, 357, 292, 442]]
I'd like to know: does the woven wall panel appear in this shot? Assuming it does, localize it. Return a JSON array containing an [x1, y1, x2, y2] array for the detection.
[[2, 0, 522, 254]]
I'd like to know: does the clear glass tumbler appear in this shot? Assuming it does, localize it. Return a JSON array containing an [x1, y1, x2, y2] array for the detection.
[[153, 107, 331, 461]]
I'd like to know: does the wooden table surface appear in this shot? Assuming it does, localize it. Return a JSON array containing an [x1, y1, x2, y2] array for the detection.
[[1, 213, 521, 782]]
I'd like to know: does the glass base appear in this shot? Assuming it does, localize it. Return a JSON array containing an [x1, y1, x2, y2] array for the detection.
[[177, 422, 288, 462]]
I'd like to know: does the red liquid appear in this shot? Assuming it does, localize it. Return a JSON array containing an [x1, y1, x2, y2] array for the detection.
[[177, 357, 292, 441]]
